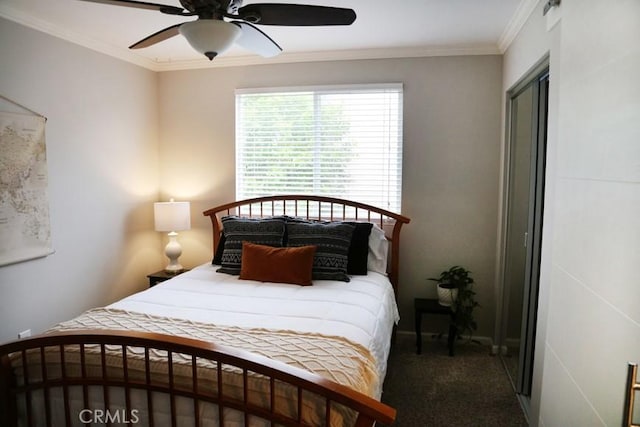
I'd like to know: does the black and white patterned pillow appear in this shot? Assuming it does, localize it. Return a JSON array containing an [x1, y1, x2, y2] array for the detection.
[[217, 216, 286, 275], [286, 221, 356, 282]]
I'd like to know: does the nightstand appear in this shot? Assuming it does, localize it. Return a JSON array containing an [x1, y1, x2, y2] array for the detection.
[[147, 269, 189, 287], [414, 298, 457, 356]]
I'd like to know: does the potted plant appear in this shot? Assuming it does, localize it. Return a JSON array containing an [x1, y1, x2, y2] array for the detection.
[[428, 265, 479, 339]]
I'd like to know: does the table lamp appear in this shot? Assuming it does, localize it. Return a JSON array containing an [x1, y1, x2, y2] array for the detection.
[[154, 199, 191, 273]]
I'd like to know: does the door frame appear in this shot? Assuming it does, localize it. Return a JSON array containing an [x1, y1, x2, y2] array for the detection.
[[497, 56, 549, 412]]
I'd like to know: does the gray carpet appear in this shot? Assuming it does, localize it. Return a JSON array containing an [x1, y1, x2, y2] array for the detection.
[[380, 333, 528, 427]]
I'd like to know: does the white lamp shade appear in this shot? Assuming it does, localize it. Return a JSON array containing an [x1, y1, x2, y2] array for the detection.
[[154, 201, 191, 232], [179, 20, 242, 60]]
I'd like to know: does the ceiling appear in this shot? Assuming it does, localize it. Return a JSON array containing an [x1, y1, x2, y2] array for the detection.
[[0, 0, 537, 72]]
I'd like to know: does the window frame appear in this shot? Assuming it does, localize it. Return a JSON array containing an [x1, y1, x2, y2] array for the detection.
[[235, 83, 403, 213]]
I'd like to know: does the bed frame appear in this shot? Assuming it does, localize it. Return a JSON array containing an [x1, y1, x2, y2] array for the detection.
[[0, 195, 410, 427]]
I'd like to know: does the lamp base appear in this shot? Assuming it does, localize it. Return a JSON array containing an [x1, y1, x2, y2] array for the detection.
[[164, 232, 184, 274]]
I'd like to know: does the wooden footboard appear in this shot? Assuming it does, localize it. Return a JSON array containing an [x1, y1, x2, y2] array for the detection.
[[0, 330, 396, 427]]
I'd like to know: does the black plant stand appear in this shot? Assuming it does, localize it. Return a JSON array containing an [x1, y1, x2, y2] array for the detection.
[[414, 298, 457, 356]]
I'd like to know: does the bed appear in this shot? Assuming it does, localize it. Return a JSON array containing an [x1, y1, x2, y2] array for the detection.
[[0, 195, 410, 427]]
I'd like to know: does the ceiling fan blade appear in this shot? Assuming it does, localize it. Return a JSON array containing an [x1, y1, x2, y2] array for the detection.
[[77, 0, 185, 15], [129, 23, 182, 49], [237, 3, 356, 26], [231, 21, 282, 57]]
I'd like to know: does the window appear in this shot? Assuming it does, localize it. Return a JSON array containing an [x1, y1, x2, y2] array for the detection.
[[235, 84, 403, 213]]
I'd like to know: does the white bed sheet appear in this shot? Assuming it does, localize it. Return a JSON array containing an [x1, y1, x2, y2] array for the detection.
[[109, 263, 400, 393]]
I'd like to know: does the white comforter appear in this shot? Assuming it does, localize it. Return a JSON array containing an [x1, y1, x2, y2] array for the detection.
[[109, 263, 400, 392]]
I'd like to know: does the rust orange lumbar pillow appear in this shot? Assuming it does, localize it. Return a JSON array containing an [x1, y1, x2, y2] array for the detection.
[[239, 241, 317, 286]]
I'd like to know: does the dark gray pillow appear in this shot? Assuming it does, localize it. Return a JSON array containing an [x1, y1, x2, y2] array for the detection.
[[286, 221, 356, 282], [217, 216, 286, 275]]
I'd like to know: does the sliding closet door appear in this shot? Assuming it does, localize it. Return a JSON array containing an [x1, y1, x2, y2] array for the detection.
[[501, 63, 549, 400], [503, 83, 534, 387]]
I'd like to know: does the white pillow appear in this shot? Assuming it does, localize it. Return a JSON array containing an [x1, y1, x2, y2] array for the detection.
[[367, 224, 389, 275]]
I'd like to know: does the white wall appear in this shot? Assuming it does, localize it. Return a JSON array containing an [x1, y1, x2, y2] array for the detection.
[[503, 1, 640, 425], [158, 56, 504, 335], [0, 18, 162, 343]]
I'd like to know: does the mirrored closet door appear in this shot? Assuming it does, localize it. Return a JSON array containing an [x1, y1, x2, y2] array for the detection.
[[500, 60, 549, 406]]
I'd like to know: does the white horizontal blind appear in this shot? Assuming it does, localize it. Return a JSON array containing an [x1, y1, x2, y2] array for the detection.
[[235, 84, 403, 213]]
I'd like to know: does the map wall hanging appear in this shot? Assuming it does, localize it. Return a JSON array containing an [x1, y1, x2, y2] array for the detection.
[[0, 110, 53, 266]]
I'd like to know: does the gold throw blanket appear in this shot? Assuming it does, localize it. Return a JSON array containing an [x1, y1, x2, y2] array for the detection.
[[49, 308, 379, 397]]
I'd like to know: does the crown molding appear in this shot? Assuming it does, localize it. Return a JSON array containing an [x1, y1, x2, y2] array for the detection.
[[152, 44, 502, 72], [498, 0, 540, 53], [0, 3, 159, 71]]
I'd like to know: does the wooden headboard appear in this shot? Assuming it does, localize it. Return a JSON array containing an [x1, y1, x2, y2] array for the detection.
[[203, 195, 410, 296]]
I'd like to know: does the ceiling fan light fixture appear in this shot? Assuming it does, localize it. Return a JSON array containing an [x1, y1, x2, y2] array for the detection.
[[179, 20, 242, 60]]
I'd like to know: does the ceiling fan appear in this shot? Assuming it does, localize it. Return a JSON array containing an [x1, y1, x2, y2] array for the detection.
[[78, 0, 357, 60]]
